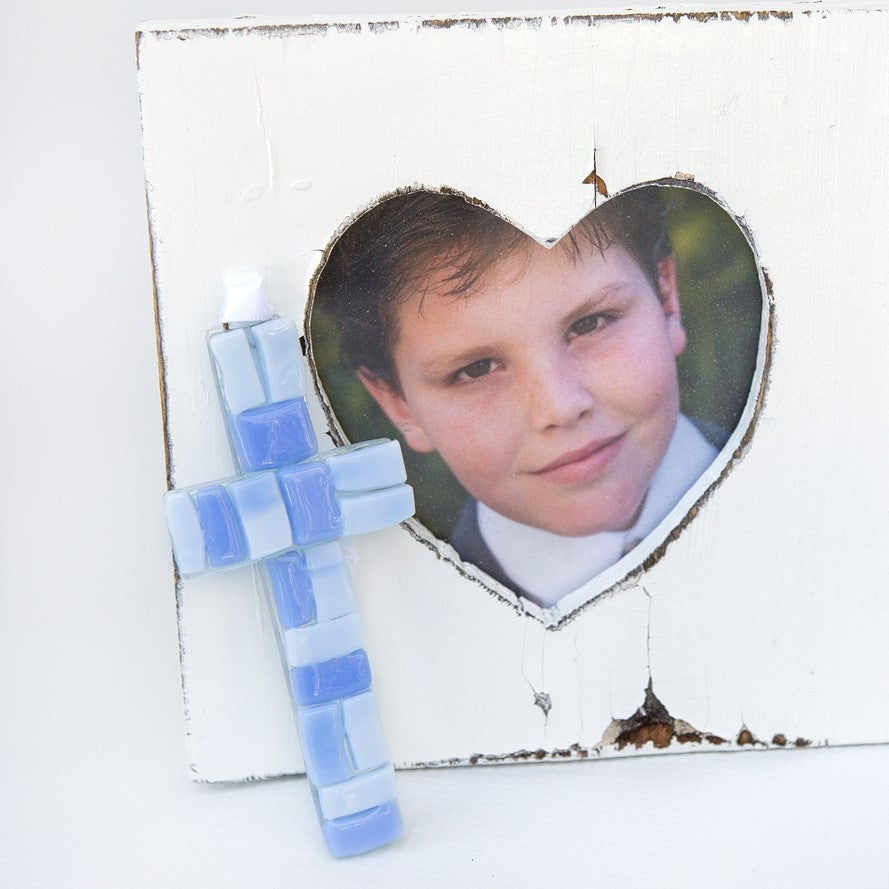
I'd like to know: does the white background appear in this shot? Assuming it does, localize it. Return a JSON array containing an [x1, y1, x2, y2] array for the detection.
[[2, 1, 887, 886]]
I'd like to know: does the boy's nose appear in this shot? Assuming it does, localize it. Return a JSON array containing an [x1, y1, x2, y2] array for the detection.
[[525, 353, 596, 431]]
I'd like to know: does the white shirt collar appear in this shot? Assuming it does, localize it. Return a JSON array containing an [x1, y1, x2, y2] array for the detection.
[[476, 415, 718, 608]]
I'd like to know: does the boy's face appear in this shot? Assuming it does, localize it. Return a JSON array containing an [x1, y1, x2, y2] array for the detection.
[[361, 237, 687, 537]]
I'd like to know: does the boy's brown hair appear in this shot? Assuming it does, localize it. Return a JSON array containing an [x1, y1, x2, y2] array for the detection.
[[314, 187, 671, 387]]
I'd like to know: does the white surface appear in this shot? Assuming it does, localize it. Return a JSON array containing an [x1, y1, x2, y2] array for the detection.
[[141, 4, 889, 782], [1, 1, 887, 887]]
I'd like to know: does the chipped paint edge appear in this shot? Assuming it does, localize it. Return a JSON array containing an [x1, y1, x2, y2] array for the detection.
[[135, 6, 804, 49]]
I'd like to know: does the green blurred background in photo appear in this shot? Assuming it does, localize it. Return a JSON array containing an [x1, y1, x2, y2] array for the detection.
[[310, 185, 764, 541]]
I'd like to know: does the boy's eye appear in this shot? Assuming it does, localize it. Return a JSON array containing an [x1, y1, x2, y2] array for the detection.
[[569, 313, 609, 338], [454, 358, 495, 381]]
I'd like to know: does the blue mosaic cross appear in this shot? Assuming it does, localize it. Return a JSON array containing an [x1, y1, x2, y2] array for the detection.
[[163, 312, 412, 857]]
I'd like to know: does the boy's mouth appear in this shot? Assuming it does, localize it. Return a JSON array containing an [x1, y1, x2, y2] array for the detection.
[[530, 433, 625, 484]]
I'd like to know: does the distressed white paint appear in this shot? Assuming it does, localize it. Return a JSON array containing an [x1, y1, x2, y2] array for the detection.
[[138, 7, 889, 780]]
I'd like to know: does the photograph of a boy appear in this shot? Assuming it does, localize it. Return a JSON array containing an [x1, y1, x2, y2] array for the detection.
[[312, 188, 759, 609]]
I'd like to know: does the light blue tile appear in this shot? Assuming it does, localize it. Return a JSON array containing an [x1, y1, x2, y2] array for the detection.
[[322, 440, 406, 493], [317, 765, 397, 822], [302, 543, 355, 621], [228, 473, 292, 560], [209, 328, 266, 414], [283, 613, 363, 668], [342, 691, 390, 773], [338, 485, 414, 536], [303, 541, 348, 574], [163, 491, 207, 576], [251, 317, 306, 402], [311, 563, 357, 623]]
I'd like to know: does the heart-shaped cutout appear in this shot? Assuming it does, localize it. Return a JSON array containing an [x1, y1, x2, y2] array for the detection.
[[308, 184, 766, 623]]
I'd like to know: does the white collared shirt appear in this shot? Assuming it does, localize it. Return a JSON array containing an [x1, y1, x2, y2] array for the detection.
[[476, 414, 718, 607]]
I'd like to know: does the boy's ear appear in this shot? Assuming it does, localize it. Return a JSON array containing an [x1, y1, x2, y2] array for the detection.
[[656, 256, 687, 357], [357, 368, 437, 454]]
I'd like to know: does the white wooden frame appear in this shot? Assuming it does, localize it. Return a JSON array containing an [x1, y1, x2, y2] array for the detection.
[[138, 6, 889, 780]]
